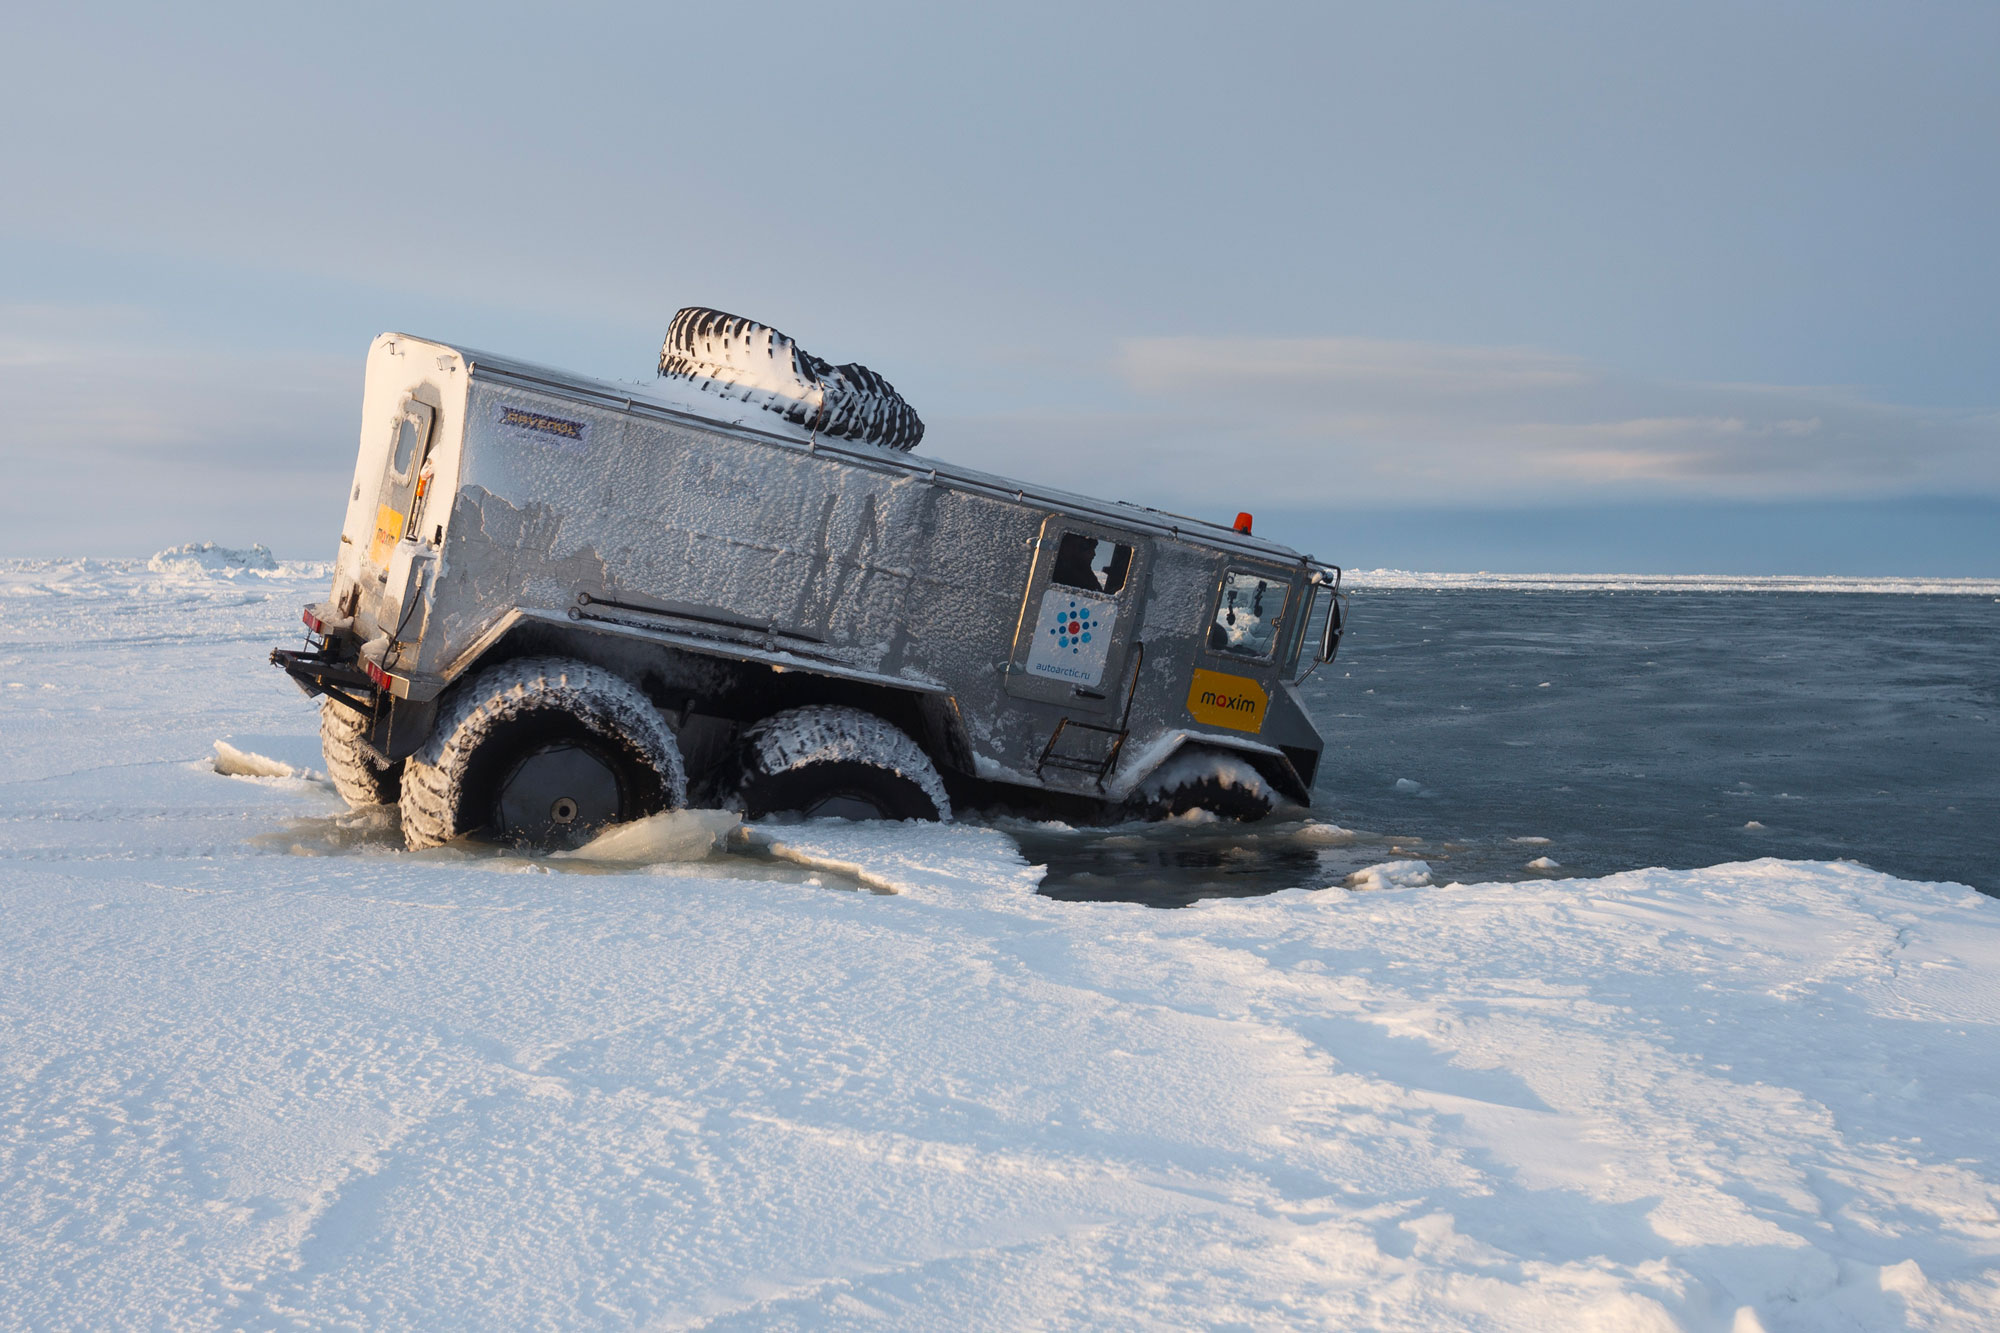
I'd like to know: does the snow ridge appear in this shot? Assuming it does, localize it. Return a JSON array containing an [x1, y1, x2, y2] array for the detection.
[[147, 541, 279, 574]]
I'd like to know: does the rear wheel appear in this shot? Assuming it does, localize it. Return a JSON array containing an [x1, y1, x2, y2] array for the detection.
[[321, 700, 401, 809], [399, 657, 686, 851], [733, 705, 949, 822]]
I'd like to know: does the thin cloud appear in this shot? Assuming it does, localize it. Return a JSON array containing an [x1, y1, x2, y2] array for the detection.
[[6, 309, 1995, 557], [0, 306, 357, 554], [1118, 336, 1595, 396], [926, 335, 2000, 509]]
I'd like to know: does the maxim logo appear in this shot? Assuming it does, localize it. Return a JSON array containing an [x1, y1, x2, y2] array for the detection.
[[1198, 689, 1259, 715], [1186, 668, 1269, 735]]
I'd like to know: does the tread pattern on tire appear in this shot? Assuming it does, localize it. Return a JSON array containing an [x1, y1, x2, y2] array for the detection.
[[659, 307, 925, 451], [735, 705, 951, 821], [399, 657, 687, 851], [321, 700, 401, 809], [1131, 750, 1276, 822]]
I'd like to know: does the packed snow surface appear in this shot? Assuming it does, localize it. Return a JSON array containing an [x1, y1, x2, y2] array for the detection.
[[3, 557, 2000, 1330]]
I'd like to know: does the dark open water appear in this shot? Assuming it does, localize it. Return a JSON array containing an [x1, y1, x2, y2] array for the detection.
[[1020, 590, 2000, 906]]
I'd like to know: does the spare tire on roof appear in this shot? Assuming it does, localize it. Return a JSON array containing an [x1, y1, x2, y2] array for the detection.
[[659, 307, 925, 451]]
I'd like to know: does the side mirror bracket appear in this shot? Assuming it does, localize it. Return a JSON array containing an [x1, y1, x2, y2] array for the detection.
[[1317, 587, 1346, 663], [1291, 564, 1346, 683]]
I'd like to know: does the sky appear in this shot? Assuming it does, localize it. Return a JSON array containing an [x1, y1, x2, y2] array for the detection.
[[2, 2, 1995, 572]]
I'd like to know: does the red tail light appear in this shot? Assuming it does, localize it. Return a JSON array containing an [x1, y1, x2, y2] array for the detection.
[[364, 659, 393, 692], [302, 607, 325, 634]]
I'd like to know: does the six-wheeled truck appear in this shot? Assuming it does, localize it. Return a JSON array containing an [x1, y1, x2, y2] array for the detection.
[[273, 309, 1346, 849]]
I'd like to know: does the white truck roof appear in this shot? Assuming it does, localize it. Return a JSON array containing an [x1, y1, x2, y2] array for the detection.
[[423, 336, 1327, 572]]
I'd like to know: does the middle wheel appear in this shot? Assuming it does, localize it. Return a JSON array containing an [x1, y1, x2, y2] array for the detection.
[[733, 705, 951, 822]]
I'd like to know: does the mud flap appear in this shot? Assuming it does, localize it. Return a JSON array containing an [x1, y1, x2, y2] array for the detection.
[[367, 695, 439, 763]]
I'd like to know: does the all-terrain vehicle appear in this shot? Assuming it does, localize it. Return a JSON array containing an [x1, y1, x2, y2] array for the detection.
[[273, 309, 1346, 849]]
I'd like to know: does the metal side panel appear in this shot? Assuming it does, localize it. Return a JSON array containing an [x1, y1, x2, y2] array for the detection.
[[448, 608, 954, 699]]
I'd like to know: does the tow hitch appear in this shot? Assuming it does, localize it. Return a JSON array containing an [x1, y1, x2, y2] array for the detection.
[[273, 604, 376, 711], [270, 645, 376, 712]]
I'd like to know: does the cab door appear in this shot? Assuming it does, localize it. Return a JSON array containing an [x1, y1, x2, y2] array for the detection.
[[1005, 516, 1149, 716]]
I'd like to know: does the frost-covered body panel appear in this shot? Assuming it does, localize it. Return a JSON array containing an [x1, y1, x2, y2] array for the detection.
[[280, 333, 1338, 814]]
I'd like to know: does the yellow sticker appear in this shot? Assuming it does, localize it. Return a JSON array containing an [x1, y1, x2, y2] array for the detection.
[[1186, 668, 1269, 733], [367, 505, 405, 566]]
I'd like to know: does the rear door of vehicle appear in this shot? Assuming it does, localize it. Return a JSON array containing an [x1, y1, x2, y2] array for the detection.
[[351, 395, 440, 645], [364, 397, 436, 574]]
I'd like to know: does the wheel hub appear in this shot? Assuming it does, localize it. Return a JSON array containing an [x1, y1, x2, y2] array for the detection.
[[495, 743, 622, 845]]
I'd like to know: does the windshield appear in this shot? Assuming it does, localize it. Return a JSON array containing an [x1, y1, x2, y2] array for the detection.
[[1207, 569, 1287, 660]]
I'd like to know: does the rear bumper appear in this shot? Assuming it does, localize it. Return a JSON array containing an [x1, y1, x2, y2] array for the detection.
[[270, 645, 376, 714], [271, 644, 440, 762]]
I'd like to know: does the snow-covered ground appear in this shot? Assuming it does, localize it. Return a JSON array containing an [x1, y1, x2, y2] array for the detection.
[[3, 557, 1998, 1330]]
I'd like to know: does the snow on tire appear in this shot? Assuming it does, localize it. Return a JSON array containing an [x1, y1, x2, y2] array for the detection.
[[658, 307, 926, 450], [1130, 749, 1276, 823], [320, 699, 401, 808], [734, 705, 950, 822], [399, 657, 687, 851]]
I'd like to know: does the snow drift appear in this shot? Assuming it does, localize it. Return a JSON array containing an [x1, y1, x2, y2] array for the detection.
[[147, 540, 280, 575]]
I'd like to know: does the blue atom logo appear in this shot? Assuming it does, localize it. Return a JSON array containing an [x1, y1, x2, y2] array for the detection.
[[1049, 599, 1096, 652]]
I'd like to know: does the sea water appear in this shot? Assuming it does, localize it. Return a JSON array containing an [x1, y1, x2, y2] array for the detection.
[[1025, 589, 1999, 905]]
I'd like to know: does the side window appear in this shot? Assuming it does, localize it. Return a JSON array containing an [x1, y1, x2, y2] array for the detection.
[[1050, 532, 1132, 595], [1207, 569, 1286, 659], [389, 414, 424, 481]]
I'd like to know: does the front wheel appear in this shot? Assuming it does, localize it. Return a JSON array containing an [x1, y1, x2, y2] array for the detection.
[[399, 657, 687, 851], [1128, 752, 1276, 822]]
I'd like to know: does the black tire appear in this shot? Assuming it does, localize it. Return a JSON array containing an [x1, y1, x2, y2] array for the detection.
[[1130, 754, 1276, 822], [733, 705, 949, 822], [399, 657, 687, 851], [321, 700, 401, 809], [659, 307, 925, 450]]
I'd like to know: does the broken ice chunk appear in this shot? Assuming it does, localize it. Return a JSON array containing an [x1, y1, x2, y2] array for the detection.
[[1345, 860, 1432, 891]]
